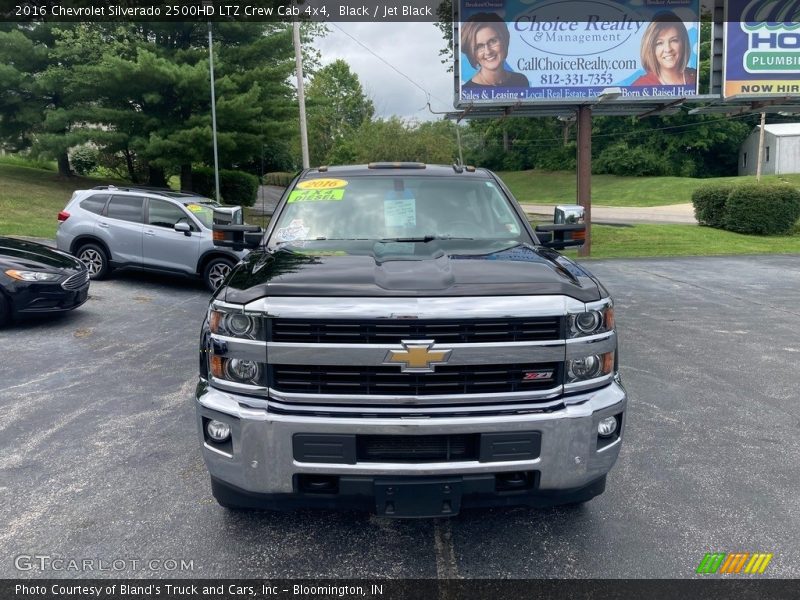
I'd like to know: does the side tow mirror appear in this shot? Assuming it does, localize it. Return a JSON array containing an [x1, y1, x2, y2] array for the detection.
[[213, 224, 263, 250], [534, 223, 586, 249], [554, 204, 585, 225]]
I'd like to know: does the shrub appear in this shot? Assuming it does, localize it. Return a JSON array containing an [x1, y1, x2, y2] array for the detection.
[[692, 184, 734, 229], [219, 170, 259, 207], [69, 146, 99, 175], [263, 171, 296, 187], [190, 167, 259, 207], [723, 183, 800, 235], [593, 143, 667, 177], [190, 167, 215, 198]]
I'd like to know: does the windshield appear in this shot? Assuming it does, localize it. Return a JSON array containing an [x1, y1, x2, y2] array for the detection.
[[184, 203, 215, 228], [268, 175, 528, 249]]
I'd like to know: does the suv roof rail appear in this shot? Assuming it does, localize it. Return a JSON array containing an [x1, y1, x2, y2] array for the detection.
[[89, 185, 185, 198]]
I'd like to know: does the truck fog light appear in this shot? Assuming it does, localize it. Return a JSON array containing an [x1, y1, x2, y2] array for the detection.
[[598, 416, 618, 438], [207, 420, 231, 442]]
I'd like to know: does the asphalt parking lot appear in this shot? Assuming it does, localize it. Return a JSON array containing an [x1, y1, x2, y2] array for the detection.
[[1, 255, 798, 579]]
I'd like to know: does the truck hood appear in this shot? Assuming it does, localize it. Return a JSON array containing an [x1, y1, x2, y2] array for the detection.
[[223, 241, 602, 304]]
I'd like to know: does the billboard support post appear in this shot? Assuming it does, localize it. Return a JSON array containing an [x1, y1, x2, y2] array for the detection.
[[756, 112, 766, 182], [577, 105, 592, 258]]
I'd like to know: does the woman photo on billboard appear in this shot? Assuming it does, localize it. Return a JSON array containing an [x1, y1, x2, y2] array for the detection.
[[461, 13, 529, 88], [633, 12, 696, 86]]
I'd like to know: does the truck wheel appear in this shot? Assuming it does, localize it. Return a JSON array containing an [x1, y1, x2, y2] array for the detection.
[[77, 243, 111, 280], [203, 257, 234, 292]]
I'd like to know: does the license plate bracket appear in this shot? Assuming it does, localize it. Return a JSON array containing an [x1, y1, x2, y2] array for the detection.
[[374, 477, 462, 518]]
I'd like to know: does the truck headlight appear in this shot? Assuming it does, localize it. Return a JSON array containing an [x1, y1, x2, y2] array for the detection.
[[569, 300, 614, 338], [209, 307, 264, 340], [566, 351, 614, 383], [210, 356, 265, 386]]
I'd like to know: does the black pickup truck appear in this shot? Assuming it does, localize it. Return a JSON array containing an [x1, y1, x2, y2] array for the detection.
[[195, 163, 626, 517]]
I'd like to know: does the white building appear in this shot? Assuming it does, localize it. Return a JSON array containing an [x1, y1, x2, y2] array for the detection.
[[739, 123, 800, 176]]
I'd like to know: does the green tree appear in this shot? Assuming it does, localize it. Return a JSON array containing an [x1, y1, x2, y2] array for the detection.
[[327, 117, 457, 165], [0, 22, 323, 184], [305, 59, 374, 166]]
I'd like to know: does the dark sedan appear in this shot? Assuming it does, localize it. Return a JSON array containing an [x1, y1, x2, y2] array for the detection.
[[0, 236, 90, 326]]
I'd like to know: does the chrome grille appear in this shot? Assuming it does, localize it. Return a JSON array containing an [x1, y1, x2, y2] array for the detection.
[[61, 270, 89, 290], [270, 317, 563, 344], [270, 363, 560, 396]]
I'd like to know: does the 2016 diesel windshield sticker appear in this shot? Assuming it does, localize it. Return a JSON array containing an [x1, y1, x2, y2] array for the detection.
[[288, 189, 345, 203], [296, 178, 348, 190]]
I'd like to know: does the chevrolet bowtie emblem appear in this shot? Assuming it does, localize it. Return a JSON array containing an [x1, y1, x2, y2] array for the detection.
[[383, 340, 453, 373]]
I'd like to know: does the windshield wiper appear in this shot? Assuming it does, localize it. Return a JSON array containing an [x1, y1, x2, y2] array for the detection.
[[379, 236, 474, 243]]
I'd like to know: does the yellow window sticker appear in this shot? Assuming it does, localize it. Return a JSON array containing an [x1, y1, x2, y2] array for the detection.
[[288, 189, 345, 203], [296, 178, 348, 190], [186, 204, 206, 213]]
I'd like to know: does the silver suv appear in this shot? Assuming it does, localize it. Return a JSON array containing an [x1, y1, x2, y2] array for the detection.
[[56, 186, 249, 291]]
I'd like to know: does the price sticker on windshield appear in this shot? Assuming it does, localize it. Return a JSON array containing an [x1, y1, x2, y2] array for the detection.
[[296, 178, 348, 190], [288, 189, 345, 203]]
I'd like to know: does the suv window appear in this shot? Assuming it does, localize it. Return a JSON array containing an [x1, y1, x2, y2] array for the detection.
[[107, 195, 144, 223], [80, 194, 109, 215], [148, 199, 191, 229]]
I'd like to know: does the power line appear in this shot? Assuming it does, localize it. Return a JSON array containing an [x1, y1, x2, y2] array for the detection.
[[472, 111, 757, 148], [329, 23, 451, 111]]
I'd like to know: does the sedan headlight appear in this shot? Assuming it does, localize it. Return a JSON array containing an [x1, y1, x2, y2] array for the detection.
[[4, 269, 62, 282]]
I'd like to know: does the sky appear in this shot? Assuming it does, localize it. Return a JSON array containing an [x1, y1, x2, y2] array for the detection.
[[313, 23, 457, 121]]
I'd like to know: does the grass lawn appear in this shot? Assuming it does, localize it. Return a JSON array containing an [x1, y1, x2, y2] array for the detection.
[[553, 223, 800, 260], [501, 170, 800, 208], [2, 163, 798, 260], [0, 164, 124, 238]]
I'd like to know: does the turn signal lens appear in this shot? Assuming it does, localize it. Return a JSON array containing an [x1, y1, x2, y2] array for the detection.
[[210, 355, 224, 378]]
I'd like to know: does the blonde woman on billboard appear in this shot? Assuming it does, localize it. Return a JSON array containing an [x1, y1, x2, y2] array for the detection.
[[634, 12, 697, 86], [461, 13, 529, 88]]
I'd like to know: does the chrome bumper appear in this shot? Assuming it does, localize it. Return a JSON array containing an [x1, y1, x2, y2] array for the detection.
[[195, 379, 627, 496]]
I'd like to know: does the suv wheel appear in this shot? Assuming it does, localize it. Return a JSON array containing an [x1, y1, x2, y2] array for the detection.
[[203, 257, 234, 291], [77, 243, 111, 280]]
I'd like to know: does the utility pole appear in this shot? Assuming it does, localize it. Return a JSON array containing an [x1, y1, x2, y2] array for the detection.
[[577, 105, 592, 257], [207, 21, 221, 202], [756, 112, 766, 182], [293, 19, 310, 169]]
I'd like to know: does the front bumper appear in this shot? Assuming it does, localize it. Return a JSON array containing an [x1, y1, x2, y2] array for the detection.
[[195, 379, 626, 512]]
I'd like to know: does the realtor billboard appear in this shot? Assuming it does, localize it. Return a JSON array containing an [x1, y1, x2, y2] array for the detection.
[[724, 0, 800, 98], [455, 0, 700, 106]]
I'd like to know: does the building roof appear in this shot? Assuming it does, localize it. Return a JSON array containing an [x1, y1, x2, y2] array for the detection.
[[759, 123, 800, 137]]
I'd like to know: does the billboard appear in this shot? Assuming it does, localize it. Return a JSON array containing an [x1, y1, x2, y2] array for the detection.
[[455, 0, 701, 106], [724, 0, 800, 98]]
